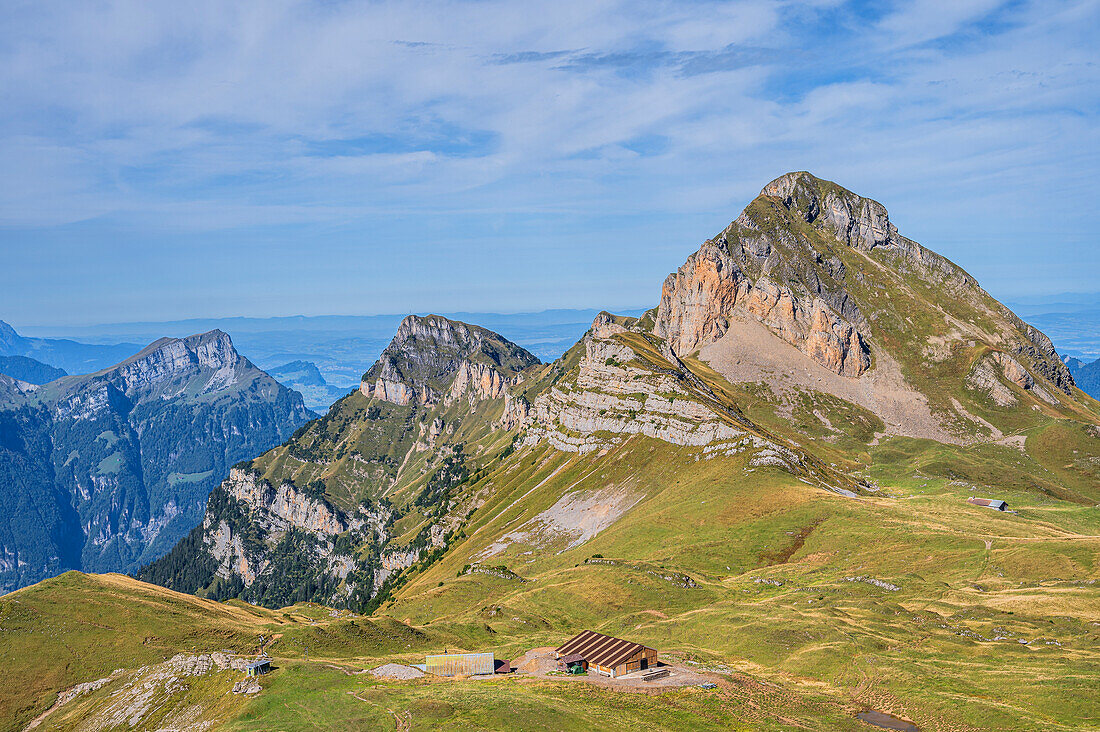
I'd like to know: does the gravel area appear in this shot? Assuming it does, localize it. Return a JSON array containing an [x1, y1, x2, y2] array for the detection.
[[700, 318, 957, 444], [368, 663, 425, 680]]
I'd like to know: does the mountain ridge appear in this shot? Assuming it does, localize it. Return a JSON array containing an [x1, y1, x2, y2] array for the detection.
[[0, 329, 314, 592]]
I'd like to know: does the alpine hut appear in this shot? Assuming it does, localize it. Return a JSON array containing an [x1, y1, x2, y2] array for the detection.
[[968, 497, 1007, 511], [244, 658, 271, 677], [554, 630, 657, 678]]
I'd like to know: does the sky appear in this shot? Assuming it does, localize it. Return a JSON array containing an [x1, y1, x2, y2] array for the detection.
[[1, 0, 1098, 327]]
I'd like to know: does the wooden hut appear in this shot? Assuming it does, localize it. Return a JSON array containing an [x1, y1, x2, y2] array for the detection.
[[554, 630, 656, 678]]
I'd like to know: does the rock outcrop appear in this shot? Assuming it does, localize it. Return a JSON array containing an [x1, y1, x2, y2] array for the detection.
[[655, 171, 1075, 413], [968, 351, 1057, 406], [657, 245, 871, 376], [221, 469, 348, 536], [521, 315, 804, 477], [655, 173, 886, 376], [360, 315, 538, 406], [187, 467, 391, 600]]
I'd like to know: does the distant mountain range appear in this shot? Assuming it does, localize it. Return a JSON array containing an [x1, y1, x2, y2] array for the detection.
[[1065, 355, 1100, 399], [12, 310, 646, 389], [0, 320, 140, 374], [0, 355, 67, 385], [266, 360, 355, 410], [0, 330, 314, 592]]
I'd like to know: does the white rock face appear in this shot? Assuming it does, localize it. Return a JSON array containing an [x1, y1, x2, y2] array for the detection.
[[499, 392, 531, 430], [200, 467, 396, 595], [223, 469, 347, 536], [521, 318, 787, 461], [967, 351, 1057, 405], [361, 377, 418, 405], [445, 360, 510, 405]]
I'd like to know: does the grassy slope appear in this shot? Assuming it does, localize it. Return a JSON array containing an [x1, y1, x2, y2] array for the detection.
[[0, 572, 272, 730], [0, 572, 454, 731], [375, 434, 1100, 731]]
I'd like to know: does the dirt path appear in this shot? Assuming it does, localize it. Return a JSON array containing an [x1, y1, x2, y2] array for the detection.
[[349, 691, 410, 731], [22, 700, 62, 731]]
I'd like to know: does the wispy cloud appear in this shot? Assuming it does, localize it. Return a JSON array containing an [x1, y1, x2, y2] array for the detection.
[[0, 0, 1097, 324]]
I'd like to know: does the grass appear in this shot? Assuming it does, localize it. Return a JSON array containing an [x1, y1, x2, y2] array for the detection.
[[6, 424, 1100, 730], [375, 436, 1100, 731], [220, 661, 866, 731], [0, 572, 272, 730]]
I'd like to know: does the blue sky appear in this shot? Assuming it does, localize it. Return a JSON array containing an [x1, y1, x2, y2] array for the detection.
[[1, 0, 1097, 326]]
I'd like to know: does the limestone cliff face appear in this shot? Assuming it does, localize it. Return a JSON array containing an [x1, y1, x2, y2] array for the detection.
[[521, 315, 804, 475], [655, 173, 879, 376], [222, 468, 348, 536], [499, 391, 531, 430], [197, 467, 391, 598], [967, 351, 1057, 406], [657, 244, 871, 376], [360, 315, 538, 406], [445, 359, 512, 404]]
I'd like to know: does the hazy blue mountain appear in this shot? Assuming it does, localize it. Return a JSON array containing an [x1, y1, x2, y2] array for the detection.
[[0, 331, 315, 592], [1065, 356, 1100, 399], [0, 355, 66, 384], [268, 360, 354, 411], [0, 320, 140, 375], [268, 360, 326, 386]]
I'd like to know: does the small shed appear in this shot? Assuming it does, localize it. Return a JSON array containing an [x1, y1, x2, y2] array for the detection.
[[557, 653, 588, 673], [555, 630, 656, 678], [425, 652, 495, 677], [968, 497, 1007, 511], [244, 658, 271, 677]]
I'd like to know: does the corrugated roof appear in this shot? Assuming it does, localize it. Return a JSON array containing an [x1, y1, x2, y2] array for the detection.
[[245, 659, 270, 670], [555, 630, 651, 669], [968, 497, 1006, 508]]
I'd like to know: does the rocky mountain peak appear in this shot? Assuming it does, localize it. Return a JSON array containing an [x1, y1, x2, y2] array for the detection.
[[362, 314, 539, 406], [97, 329, 245, 398], [758, 171, 899, 253], [655, 171, 877, 376]]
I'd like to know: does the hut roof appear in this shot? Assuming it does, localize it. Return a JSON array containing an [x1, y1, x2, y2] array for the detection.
[[968, 497, 1007, 508], [555, 630, 651, 669]]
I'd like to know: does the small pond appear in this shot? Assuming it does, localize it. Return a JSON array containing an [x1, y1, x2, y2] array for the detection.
[[856, 710, 919, 732]]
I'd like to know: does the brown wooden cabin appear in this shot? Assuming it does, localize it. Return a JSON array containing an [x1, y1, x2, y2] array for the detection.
[[554, 630, 657, 678]]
